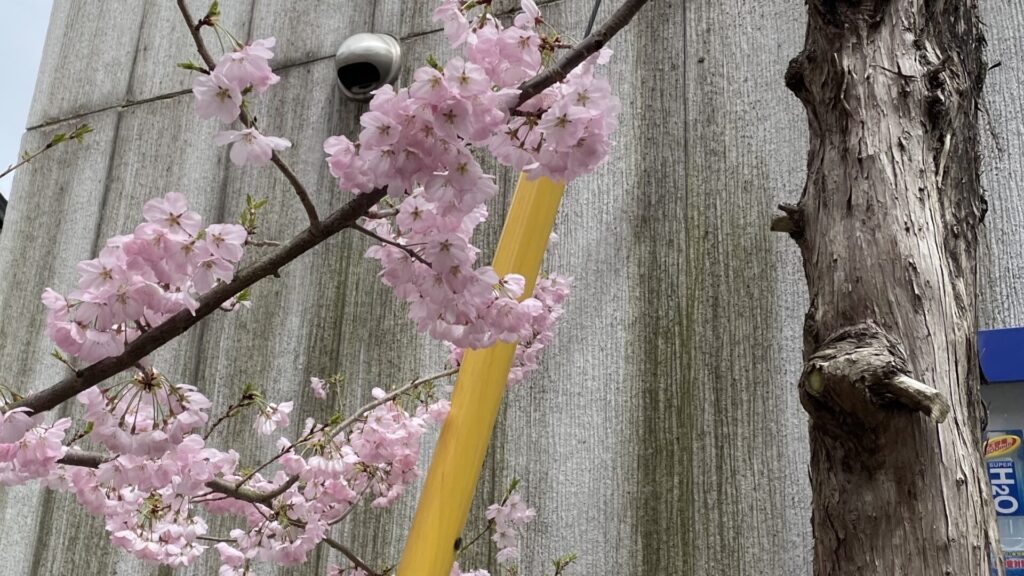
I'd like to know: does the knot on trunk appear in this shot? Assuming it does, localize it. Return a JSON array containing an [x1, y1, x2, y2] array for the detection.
[[800, 322, 950, 429]]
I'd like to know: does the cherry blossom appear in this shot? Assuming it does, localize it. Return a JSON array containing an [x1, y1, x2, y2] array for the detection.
[[310, 377, 327, 399], [254, 401, 293, 435], [192, 71, 243, 123], [41, 192, 248, 365], [214, 128, 292, 167], [486, 489, 536, 564], [215, 37, 281, 94]]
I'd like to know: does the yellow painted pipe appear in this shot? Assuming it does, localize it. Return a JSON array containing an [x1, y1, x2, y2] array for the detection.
[[397, 174, 566, 575]]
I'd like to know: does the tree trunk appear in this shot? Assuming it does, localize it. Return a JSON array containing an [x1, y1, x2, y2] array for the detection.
[[784, 1, 999, 574]]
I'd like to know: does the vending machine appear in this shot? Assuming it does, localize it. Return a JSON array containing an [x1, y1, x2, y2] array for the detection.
[[980, 328, 1024, 574]]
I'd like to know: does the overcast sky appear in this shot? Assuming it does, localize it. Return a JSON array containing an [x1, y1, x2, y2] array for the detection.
[[1, 1, 53, 200]]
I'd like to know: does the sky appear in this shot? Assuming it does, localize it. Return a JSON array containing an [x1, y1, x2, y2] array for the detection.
[[0, 1, 53, 200]]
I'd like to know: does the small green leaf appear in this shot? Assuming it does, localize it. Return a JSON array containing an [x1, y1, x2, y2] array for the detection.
[[70, 124, 93, 142], [203, 0, 221, 26], [176, 60, 207, 73], [50, 349, 75, 370]]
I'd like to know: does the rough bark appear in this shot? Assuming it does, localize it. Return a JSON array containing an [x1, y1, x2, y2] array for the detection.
[[784, 1, 997, 574]]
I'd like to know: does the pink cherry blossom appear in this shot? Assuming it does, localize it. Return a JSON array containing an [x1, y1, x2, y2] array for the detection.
[[143, 192, 202, 238], [309, 377, 327, 399], [214, 128, 291, 167], [204, 224, 247, 262], [485, 489, 536, 564], [43, 193, 247, 365], [254, 401, 293, 435], [192, 71, 243, 123], [215, 37, 280, 94]]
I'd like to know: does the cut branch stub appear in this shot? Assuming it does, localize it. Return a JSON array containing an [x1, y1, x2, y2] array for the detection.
[[770, 202, 804, 240], [799, 322, 950, 430]]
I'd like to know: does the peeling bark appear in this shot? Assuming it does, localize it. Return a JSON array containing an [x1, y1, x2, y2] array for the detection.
[[784, 1, 998, 574]]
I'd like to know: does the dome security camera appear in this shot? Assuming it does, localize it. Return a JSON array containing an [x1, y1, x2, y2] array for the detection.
[[335, 33, 402, 101]]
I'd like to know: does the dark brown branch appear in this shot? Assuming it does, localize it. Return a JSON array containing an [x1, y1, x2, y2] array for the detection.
[[175, 0, 322, 233], [269, 152, 322, 234], [58, 449, 294, 505], [323, 536, 382, 576], [351, 223, 432, 266], [10, 189, 386, 416], [514, 0, 651, 108]]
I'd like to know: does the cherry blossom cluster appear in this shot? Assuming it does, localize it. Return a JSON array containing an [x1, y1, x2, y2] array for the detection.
[[41, 192, 248, 364], [209, 390, 449, 572], [448, 272, 573, 385], [322, 0, 598, 352], [0, 407, 70, 486], [486, 488, 537, 564], [192, 37, 291, 166], [0, 370, 448, 571], [434, 0, 621, 181], [78, 369, 211, 458], [63, 433, 239, 566]]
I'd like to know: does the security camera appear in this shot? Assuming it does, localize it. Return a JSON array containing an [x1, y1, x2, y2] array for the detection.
[[335, 33, 402, 101]]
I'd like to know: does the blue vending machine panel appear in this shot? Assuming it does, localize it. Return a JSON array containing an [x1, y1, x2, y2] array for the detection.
[[987, 430, 1024, 575]]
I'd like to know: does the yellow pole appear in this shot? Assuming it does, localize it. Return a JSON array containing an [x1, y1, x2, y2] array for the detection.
[[397, 174, 565, 575]]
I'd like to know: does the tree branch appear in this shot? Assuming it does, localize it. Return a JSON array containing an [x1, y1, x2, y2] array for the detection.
[[514, 0, 652, 108], [800, 322, 952, 425], [351, 223, 432, 266], [55, 368, 456, 506], [229, 368, 457, 496], [175, 0, 322, 233], [10, 189, 385, 416], [1, 124, 93, 181], [58, 448, 292, 504], [323, 536, 382, 576]]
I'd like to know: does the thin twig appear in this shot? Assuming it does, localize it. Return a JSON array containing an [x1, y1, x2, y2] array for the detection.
[[515, 0, 651, 108], [1, 148, 52, 181], [175, 0, 322, 233], [203, 390, 256, 440], [244, 238, 281, 247], [0, 124, 93, 181], [333, 368, 457, 435], [351, 224, 432, 266], [457, 519, 494, 558], [230, 368, 456, 499], [56, 368, 457, 506], [323, 536, 382, 576], [197, 535, 236, 543], [231, 421, 331, 489]]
